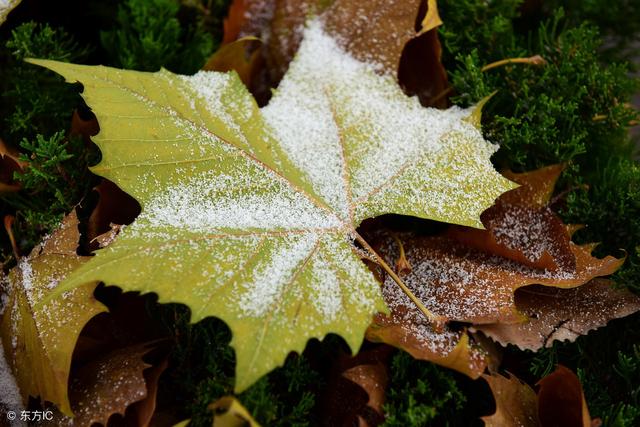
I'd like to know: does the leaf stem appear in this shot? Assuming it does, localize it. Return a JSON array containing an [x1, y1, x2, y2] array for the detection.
[[481, 55, 546, 72], [354, 232, 442, 325]]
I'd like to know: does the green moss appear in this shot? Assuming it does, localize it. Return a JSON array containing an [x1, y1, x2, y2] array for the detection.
[[162, 312, 321, 426], [1, 22, 88, 145], [441, 9, 638, 171], [544, 0, 640, 63], [382, 351, 467, 427], [0, 22, 94, 260], [100, 0, 215, 74], [562, 158, 640, 292]]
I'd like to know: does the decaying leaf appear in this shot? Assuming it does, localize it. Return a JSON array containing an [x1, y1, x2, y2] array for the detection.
[[446, 164, 574, 271], [0, 139, 25, 194], [366, 307, 488, 379], [481, 372, 539, 427], [474, 279, 640, 351], [375, 233, 622, 325], [222, 0, 449, 106], [537, 365, 593, 427], [366, 164, 624, 375], [31, 18, 513, 392], [203, 37, 262, 87], [52, 343, 158, 427], [0, 212, 106, 415], [209, 396, 260, 427], [322, 346, 391, 426], [483, 366, 594, 427]]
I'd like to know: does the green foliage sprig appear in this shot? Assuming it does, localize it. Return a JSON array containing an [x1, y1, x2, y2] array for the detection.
[[100, 0, 214, 75]]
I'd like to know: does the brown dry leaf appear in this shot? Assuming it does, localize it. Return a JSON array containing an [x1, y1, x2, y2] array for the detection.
[[222, 0, 449, 106], [222, 0, 274, 44], [51, 343, 157, 427], [0, 211, 106, 415], [374, 232, 622, 325], [127, 356, 169, 427], [69, 110, 99, 143], [483, 367, 594, 427], [209, 396, 260, 427], [537, 365, 593, 427], [447, 164, 574, 271], [481, 372, 539, 427], [86, 179, 140, 249], [203, 37, 262, 86], [0, 139, 24, 193], [366, 307, 488, 379], [365, 164, 622, 375], [322, 0, 423, 73], [322, 346, 392, 427], [474, 279, 640, 351]]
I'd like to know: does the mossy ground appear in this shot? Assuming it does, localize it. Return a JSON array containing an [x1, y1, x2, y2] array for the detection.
[[0, 0, 638, 425]]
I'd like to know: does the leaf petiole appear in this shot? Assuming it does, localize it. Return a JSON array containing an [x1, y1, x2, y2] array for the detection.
[[481, 55, 546, 72], [354, 232, 444, 327]]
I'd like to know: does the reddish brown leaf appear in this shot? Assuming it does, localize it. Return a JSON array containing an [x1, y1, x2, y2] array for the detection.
[[0, 139, 24, 194], [69, 110, 99, 144], [223, 0, 275, 44], [483, 367, 595, 427], [375, 232, 622, 325], [537, 365, 592, 427], [221, 0, 449, 106], [474, 279, 640, 351], [127, 356, 169, 427], [52, 344, 156, 426], [203, 37, 262, 87], [481, 372, 539, 427], [367, 309, 488, 379], [322, 346, 392, 427], [86, 179, 141, 249], [447, 164, 573, 271]]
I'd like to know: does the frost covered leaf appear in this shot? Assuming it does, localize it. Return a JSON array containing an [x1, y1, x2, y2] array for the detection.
[[366, 165, 622, 371], [0, 212, 106, 415], [446, 164, 575, 271], [366, 307, 488, 378], [372, 231, 622, 325], [0, 0, 21, 26], [481, 372, 539, 427], [30, 20, 512, 391], [52, 343, 157, 427], [474, 279, 640, 351], [223, 0, 449, 106]]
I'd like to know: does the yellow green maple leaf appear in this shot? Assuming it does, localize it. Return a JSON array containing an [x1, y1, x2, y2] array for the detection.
[[30, 20, 515, 392]]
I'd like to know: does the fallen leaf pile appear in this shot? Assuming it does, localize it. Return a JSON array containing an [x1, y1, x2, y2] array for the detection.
[[365, 165, 639, 378], [30, 8, 514, 393], [0, 0, 638, 425]]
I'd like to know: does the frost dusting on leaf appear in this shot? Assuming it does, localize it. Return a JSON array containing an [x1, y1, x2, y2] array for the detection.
[[0, 213, 106, 415], [30, 20, 513, 391]]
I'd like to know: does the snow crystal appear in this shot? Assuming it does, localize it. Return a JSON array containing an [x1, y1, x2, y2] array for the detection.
[[238, 234, 318, 316], [138, 170, 341, 233]]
